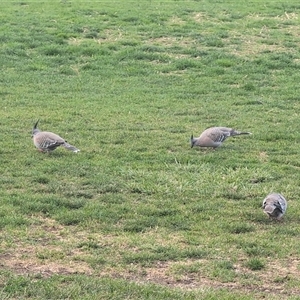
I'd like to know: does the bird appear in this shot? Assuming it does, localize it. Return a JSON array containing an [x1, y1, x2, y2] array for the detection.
[[262, 193, 287, 221], [32, 120, 80, 153], [190, 127, 251, 149]]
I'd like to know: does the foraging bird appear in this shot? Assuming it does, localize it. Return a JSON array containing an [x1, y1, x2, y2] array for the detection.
[[32, 120, 80, 153], [262, 193, 287, 220], [190, 127, 251, 149]]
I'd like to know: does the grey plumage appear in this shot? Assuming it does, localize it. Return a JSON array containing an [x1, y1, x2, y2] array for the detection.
[[262, 193, 287, 220], [191, 127, 251, 149], [32, 120, 80, 153]]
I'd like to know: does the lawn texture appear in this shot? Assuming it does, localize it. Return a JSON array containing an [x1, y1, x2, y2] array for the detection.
[[1, 1, 300, 299]]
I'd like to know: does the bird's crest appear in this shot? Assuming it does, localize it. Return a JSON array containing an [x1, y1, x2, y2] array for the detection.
[[33, 119, 39, 129], [191, 134, 195, 148], [32, 119, 41, 136]]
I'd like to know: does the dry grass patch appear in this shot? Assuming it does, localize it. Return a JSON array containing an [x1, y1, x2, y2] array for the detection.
[[245, 12, 298, 23], [167, 16, 186, 26], [192, 12, 207, 23], [0, 251, 93, 278], [68, 28, 126, 45], [192, 11, 300, 57], [68, 12, 299, 60], [0, 217, 94, 277], [68, 37, 89, 46], [93, 257, 300, 298], [229, 14, 299, 56], [259, 152, 269, 162], [122, 258, 300, 296], [148, 36, 195, 48], [95, 29, 125, 43], [0, 218, 190, 278], [227, 34, 295, 57]]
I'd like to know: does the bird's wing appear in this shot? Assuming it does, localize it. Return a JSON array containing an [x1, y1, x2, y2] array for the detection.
[[208, 128, 230, 143], [38, 132, 65, 150]]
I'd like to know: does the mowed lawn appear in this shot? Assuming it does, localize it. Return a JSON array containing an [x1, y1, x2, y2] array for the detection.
[[1, 1, 300, 299]]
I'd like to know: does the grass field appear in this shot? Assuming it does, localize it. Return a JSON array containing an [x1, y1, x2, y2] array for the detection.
[[1, 1, 300, 299]]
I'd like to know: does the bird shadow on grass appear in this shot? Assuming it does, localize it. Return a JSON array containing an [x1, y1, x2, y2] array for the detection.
[[251, 214, 289, 225], [194, 142, 244, 150], [33, 150, 72, 158]]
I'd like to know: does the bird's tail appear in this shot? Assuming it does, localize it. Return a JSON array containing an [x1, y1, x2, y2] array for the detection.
[[232, 130, 252, 136], [63, 142, 80, 153]]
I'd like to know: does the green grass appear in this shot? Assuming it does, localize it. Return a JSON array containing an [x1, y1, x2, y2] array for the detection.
[[1, 0, 300, 299]]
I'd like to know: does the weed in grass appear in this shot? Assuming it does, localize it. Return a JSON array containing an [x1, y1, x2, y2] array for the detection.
[[226, 224, 255, 234], [77, 240, 100, 250], [32, 176, 50, 184], [245, 258, 265, 271], [173, 261, 202, 275], [55, 210, 86, 226], [0, 215, 29, 229], [123, 245, 207, 266], [274, 275, 291, 284], [36, 249, 65, 261], [243, 243, 272, 257], [211, 260, 236, 283]]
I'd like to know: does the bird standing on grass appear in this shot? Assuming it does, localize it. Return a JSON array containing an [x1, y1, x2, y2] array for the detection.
[[190, 127, 251, 149], [32, 120, 80, 153], [262, 193, 287, 221]]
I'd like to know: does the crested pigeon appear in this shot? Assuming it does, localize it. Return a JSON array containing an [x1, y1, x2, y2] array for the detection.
[[262, 193, 287, 220], [32, 120, 80, 153], [191, 127, 251, 149]]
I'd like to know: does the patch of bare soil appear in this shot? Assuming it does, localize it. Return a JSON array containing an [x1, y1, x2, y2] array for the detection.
[[0, 252, 92, 277], [2, 217, 300, 298], [104, 259, 300, 298], [0, 217, 93, 277]]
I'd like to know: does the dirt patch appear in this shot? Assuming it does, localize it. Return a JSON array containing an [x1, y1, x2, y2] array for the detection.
[[227, 35, 296, 57], [0, 217, 93, 277], [0, 253, 92, 277], [148, 36, 195, 48], [167, 16, 186, 26], [249, 12, 298, 22], [104, 258, 300, 298], [0, 244, 93, 277], [192, 12, 208, 23], [259, 151, 269, 162], [2, 217, 300, 298]]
